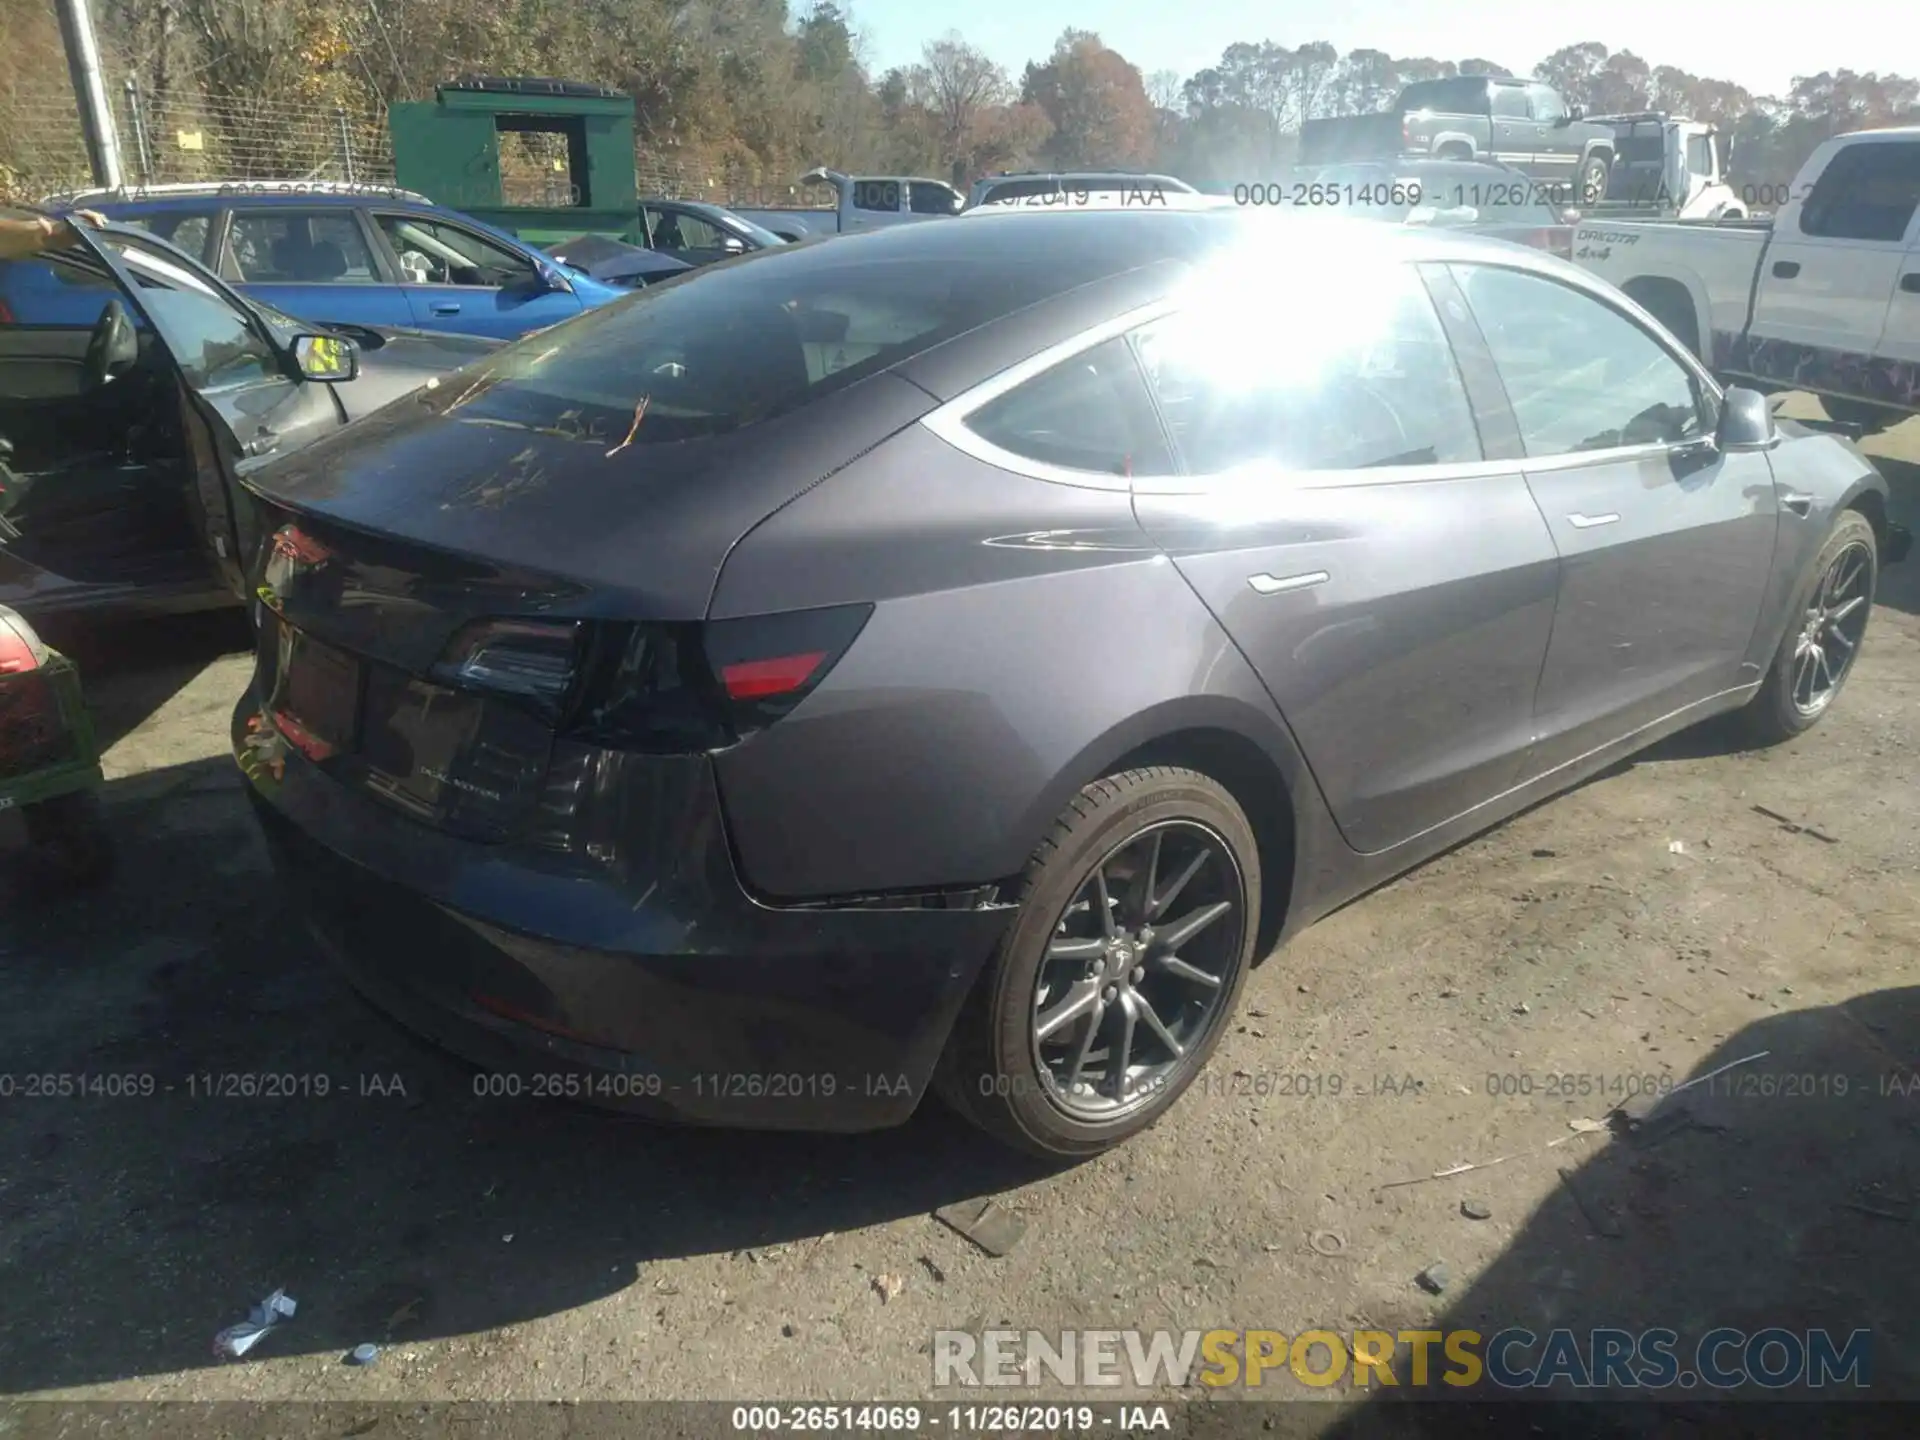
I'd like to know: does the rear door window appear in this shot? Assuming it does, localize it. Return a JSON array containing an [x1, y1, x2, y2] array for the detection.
[[1133, 262, 1483, 474], [229, 211, 379, 282], [962, 337, 1174, 477], [117, 211, 214, 261], [1491, 87, 1530, 120]]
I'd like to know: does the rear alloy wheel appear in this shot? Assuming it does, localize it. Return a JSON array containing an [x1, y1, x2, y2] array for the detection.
[[1739, 510, 1877, 745], [1581, 154, 1611, 207], [936, 767, 1259, 1158]]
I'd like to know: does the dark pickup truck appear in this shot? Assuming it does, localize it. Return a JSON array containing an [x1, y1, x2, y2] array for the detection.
[[1300, 76, 1618, 205]]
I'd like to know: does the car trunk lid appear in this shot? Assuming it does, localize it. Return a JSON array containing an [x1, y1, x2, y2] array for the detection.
[[240, 372, 936, 843]]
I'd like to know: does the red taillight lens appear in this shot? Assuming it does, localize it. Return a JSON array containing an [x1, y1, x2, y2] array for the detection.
[[566, 603, 872, 753], [0, 613, 45, 674], [720, 651, 828, 700]]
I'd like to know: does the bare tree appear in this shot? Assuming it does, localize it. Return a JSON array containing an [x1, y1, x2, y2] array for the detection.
[[1145, 68, 1185, 114], [917, 32, 1014, 174]]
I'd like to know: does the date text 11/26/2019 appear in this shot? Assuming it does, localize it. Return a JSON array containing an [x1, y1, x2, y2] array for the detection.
[[728, 1404, 1172, 1432]]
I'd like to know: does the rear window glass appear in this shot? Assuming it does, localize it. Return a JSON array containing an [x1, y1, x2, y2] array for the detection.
[[439, 232, 1198, 445], [1400, 79, 1488, 114]]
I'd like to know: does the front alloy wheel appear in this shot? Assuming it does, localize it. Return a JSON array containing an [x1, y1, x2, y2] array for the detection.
[[936, 766, 1260, 1158], [1790, 539, 1872, 717], [1740, 509, 1878, 744]]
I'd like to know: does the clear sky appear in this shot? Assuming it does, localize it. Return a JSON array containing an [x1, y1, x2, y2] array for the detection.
[[843, 0, 1900, 101]]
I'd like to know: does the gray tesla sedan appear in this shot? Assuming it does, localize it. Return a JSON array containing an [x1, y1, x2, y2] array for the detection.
[[233, 210, 1908, 1158]]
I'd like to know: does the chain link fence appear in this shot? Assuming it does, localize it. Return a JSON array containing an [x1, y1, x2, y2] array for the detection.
[[5, 50, 828, 211]]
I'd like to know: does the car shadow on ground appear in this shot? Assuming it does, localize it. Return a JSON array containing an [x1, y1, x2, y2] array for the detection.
[[1310, 987, 1919, 1439], [0, 753, 1061, 1394], [27, 608, 255, 754]]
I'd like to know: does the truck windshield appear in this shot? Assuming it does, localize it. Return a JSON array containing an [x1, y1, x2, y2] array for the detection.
[[1399, 79, 1488, 114]]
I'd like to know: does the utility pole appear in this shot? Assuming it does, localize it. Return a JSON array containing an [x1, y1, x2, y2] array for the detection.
[[54, 0, 125, 190]]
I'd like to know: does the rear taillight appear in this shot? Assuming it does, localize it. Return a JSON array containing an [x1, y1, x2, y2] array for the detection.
[[703, 605, 871, 729], [430, 604, 872, 753], [0, 612, 46, 675]]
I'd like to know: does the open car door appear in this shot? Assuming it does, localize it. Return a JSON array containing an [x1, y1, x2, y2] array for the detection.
[[77, 223, 349, 599], [0, 208, 237, 614]]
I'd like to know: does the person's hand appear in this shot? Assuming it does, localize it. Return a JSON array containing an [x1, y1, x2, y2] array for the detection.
[[45, 210, 107, 248]]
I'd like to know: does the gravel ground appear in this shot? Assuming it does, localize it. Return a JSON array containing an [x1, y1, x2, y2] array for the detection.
[[1, 400, 1915, 1418]]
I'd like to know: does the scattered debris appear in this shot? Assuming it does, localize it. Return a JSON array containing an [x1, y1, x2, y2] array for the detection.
[[1843, 1182, 1915, 1223], [502, 1233, 514, 1244], [872, 1272, 905, 1304], [1513, 1002, 1531, 1015], [213, 1289, 297, 1360], [1460, 1199, 1492, 1221], [1558, 1167, 1625, 1238], [604, 394, 652, 458], [384, 1297, 423, 1334], [1529, 848, 1557, 858], [1415, 1262, 1450, 1295], [1307, 1230, 1347, 1258], [346, 1343, 380, 1367], [1567, 1117, 1608, 1135], [1751, 805, 1839, 844], [1611, 1049, 1768, 1134], [781, 1323, 796, 1338], [1840, 1199, 1912, 1223], [935, 1199, 1027, 1258], [1667, 840, 1687, 854], [918, 1255, 946, 1283]]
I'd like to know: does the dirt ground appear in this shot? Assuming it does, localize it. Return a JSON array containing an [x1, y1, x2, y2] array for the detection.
[[1, 398, 1916, 1421]]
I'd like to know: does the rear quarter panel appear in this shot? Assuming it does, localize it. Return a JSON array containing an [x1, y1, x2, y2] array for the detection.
[[707, 431, 1334, 905]]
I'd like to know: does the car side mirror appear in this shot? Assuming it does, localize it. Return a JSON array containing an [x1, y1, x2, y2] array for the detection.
[[86, 296, 140, 389], [720, 235, 747, 254], [1567, 104, 1584, 121], [534, 262, 573, 294], [1717, 386, 1777, 450], [292, 333, 357, 383]]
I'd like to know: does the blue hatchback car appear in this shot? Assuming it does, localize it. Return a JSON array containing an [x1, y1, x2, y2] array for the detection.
[[43, 183, 675, 340]]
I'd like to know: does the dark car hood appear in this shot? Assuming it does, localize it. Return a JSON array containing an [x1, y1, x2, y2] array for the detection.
[[327, 324, 504, 423], [241, 370, 938, 619]]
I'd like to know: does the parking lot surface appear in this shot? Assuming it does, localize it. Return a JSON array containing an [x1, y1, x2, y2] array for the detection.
[[2, 400, 1916, 1413]]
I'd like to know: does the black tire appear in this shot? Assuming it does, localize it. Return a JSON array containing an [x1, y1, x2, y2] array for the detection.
[[935, 767, 1260, 1158], [22, 790, 115, 890], [1627, 284, 1701, 359], [1821, 397, 1902, 434], [1737, 510, 1877, 746], [1580, 153, 1611, 207]]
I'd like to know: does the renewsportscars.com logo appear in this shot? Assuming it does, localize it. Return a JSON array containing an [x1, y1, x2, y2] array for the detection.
[[932, 1328, 1873, 1391]]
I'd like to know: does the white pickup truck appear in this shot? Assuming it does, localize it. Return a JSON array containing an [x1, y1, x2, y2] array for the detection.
[[1572, 126, 1920, 432], [732, 169, 962, 242]]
